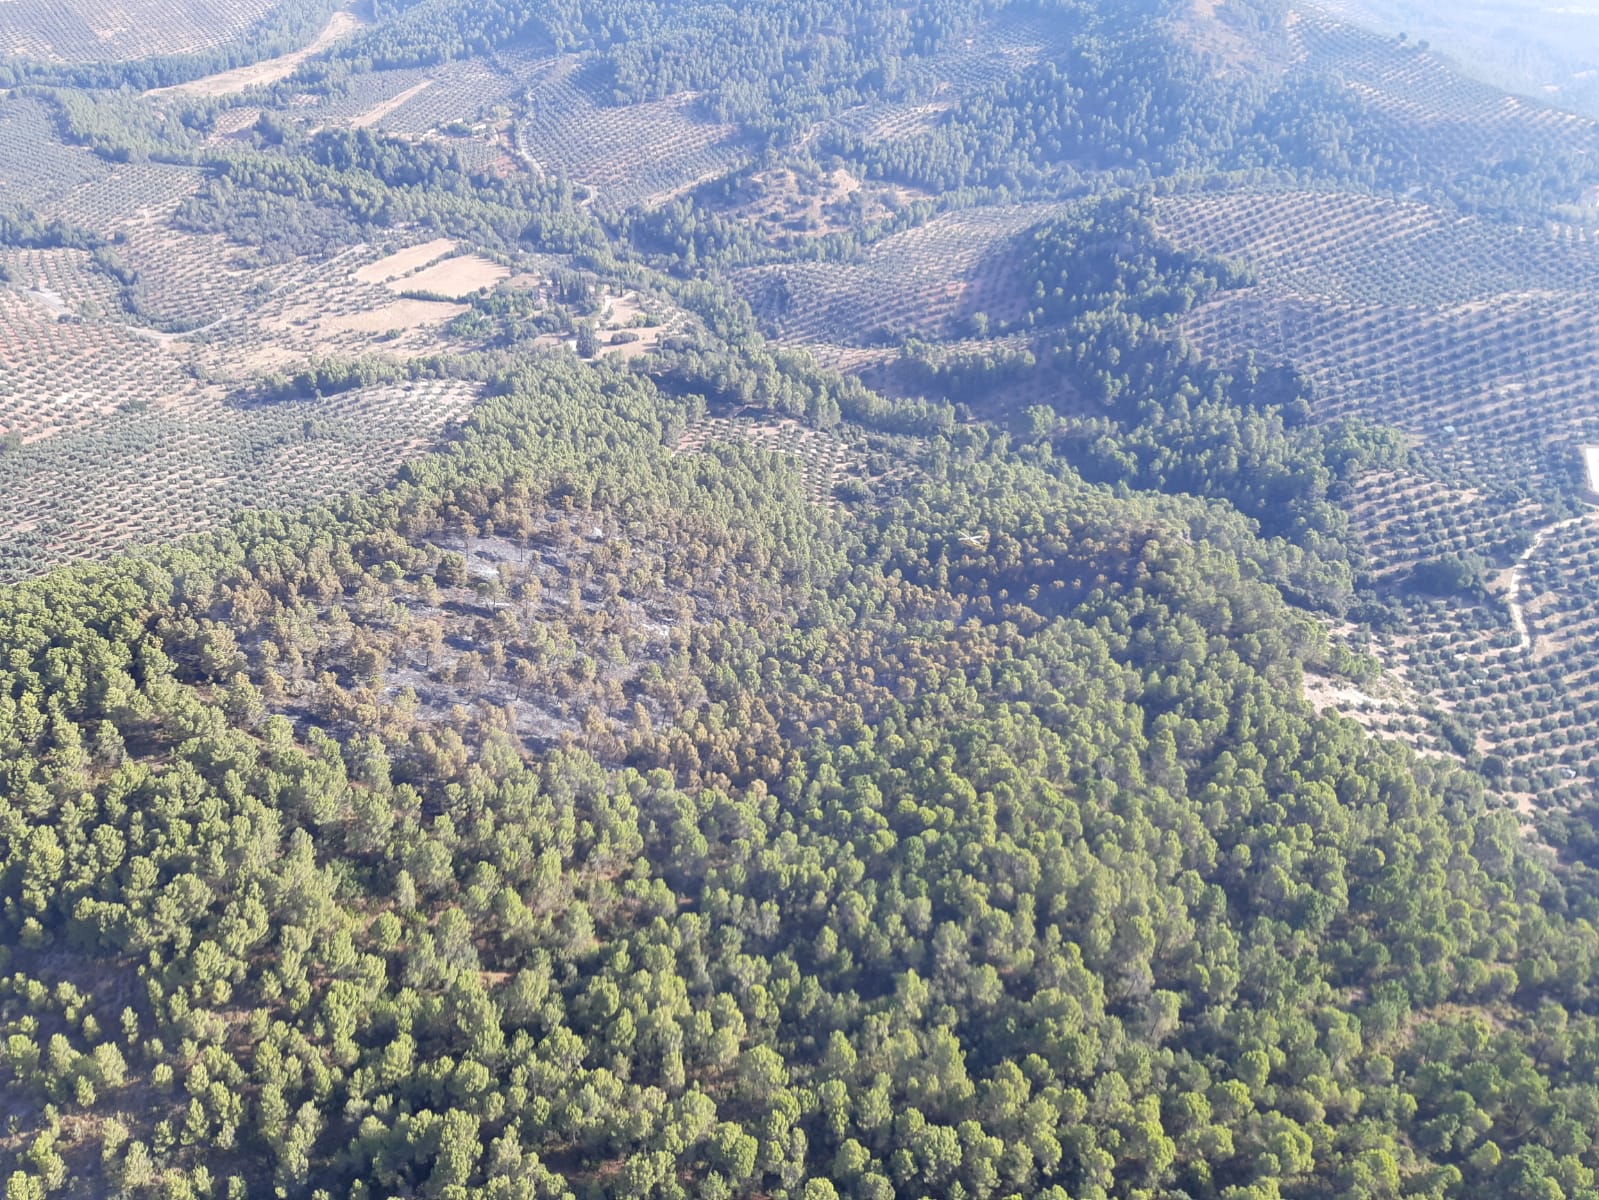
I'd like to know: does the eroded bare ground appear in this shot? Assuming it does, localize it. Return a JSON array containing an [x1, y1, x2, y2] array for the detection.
[[1302, 667, 1443, 751], [146, 7, 373, 99]]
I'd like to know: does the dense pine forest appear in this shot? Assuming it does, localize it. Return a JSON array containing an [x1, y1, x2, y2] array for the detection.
[[5, 0, 1599, 1197]]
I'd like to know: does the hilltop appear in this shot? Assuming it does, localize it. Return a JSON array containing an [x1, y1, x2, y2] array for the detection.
[[5, 1, 1599, 1197]]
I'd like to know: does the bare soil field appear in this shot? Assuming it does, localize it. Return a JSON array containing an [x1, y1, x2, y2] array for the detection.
[[290, 296, 466, 337], [391, 254, 508, 298], [1302, 640, 1456, 759], [148, 7, 370, 99], [351, 79, 435, 129]]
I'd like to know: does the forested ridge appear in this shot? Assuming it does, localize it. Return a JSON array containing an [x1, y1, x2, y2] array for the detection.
[[2, 359, 1598, 1199], [6, 0, 1599, 1195]]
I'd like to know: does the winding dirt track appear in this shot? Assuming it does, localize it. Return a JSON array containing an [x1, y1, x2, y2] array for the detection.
[[1506, 511, 1593, 651]]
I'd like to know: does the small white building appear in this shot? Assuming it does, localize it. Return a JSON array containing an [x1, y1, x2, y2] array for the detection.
[[1583, 445, 1599, 494]]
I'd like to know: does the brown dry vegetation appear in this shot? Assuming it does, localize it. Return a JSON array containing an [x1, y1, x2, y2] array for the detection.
[[391, 253, 508, 298], [270, 295, 466, 340], [354, 238, 459, 284], [719, 166, 922, 243]]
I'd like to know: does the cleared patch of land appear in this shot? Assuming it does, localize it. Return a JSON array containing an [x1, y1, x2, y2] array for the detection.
[[351, 78, 435, 128], [1583, 445, 1599, 492], [1302, 667, 1452, 756], [591, 291, 667, 358], [292, 296, 466, 336], [389, 254, 508, 298], [148, 8, 370, 99]]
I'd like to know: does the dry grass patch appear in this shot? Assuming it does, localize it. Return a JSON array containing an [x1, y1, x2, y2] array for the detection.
[[721, 166, 922, 242], [1302, 658, 1455, 758], [596, 294, 665, 358], [391, 254, 508, 298], [277, 296, 465, 338], [354, 238, 458, 284], [591, 289, 682, 359]]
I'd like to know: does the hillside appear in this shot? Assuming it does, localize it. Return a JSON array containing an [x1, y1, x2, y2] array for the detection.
[[4, 0, 1599, 1197], [1314, 0, 1599, 120]]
